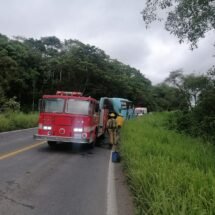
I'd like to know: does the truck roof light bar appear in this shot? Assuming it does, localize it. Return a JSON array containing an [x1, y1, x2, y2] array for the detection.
[[56, 91, 83, 97]]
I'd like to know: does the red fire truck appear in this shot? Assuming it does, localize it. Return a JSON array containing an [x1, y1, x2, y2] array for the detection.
[[34, 91, 109, 148]]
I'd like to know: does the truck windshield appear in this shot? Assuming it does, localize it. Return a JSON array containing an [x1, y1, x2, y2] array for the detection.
[[41, 98, 65, 113], [65, 99, 89, 115]]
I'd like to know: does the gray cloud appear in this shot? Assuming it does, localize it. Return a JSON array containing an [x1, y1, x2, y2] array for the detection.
[[0, 0, 214, 84]]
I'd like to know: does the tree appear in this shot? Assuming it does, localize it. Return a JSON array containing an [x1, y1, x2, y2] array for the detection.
[[0, 34, 153, 111], [0, 86, 6, 107], [164, 69, 215, 142], [142, 0, 215, 47], [183, 74, 209, 106], [165, 70, 209, 109], [165, 69, 191, 109], [2, 97, 20, 112], [152, 83, 187, 111]]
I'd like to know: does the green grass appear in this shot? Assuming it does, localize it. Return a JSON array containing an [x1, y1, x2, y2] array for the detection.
[[120, 113, 215, 215], [0, 112, 38, 132]]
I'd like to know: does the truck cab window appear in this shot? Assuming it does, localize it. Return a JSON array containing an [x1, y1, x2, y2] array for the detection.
[[42, 99, 64, 113], [66, 99, 90, 115]]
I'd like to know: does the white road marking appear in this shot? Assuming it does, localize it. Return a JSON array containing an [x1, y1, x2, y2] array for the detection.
[[0, 127, 37, 135], [107, 151, 118, 215]]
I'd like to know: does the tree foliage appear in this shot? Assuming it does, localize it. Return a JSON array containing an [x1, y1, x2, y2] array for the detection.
[[151, 83, 187, 111], [142, 0, 215, 47], [165, 69, 209, 109], [166, 69, 215, 143], [0, 33, 153, 111]]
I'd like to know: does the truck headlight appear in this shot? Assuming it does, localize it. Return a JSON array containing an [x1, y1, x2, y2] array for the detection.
[[43, 126, 52, 130], [73, 128, 83, 132]]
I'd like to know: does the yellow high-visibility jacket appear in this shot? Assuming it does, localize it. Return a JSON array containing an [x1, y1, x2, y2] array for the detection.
[[116, 115, 124, 127]]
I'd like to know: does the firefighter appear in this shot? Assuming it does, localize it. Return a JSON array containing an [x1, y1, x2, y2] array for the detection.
[[106, 112, 118, 149]]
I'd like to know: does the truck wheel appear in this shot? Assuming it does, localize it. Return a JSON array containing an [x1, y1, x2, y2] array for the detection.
[[89, 130, 97, 149], [48, 141, 57, 148], [94, 129, 100, 147], [89, 137, 96, 149], [95, 133, 105, 146], [89, 142, 95, 149], [95, 137, 101, 146]]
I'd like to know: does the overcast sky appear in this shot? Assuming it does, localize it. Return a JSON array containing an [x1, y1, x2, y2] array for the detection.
[[0, 0, 214, 84]]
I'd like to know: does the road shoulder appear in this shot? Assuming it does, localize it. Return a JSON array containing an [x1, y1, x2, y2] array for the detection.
[[114, 162, 134, 215]]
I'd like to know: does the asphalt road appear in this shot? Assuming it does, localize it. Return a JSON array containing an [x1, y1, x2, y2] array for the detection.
[[0, 128, 134, 215], [0, 128, 114, 215]]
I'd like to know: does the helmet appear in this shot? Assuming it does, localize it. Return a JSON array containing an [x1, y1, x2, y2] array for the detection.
[[109, 113, 115, 117]]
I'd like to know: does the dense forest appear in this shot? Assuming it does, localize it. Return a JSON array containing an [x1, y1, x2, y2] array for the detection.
[[0, 33, 214, 142], [0, 33, 189, 112], [0, 34, 153, 111]]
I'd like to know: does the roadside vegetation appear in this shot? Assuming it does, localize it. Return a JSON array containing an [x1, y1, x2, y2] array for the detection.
[[0, 97, 38, 132], [164, 69, 215, 143], [121, 113, 215, 215], [0, 112, 38, 132]]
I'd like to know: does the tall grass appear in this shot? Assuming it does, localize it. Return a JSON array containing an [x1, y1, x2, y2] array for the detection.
[[121, 113, 215, 215], [0, 112, 38, 132]]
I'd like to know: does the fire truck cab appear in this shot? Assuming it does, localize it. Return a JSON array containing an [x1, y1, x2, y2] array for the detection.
[[34, 91, 108, 148]]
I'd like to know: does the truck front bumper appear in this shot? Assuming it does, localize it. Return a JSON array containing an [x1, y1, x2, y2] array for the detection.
[[34, 134, 91, 144]]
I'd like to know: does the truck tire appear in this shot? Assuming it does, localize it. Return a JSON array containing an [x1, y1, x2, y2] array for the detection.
[[89, 129, 98, 149], [48, 141, 57, 148], [89, 137, 96, 149], [89, 141, 95, 149]]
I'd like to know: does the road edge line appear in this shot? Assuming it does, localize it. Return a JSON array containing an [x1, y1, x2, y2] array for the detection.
[[106, 151, 118, 215], [0, 127, 37, 135]]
